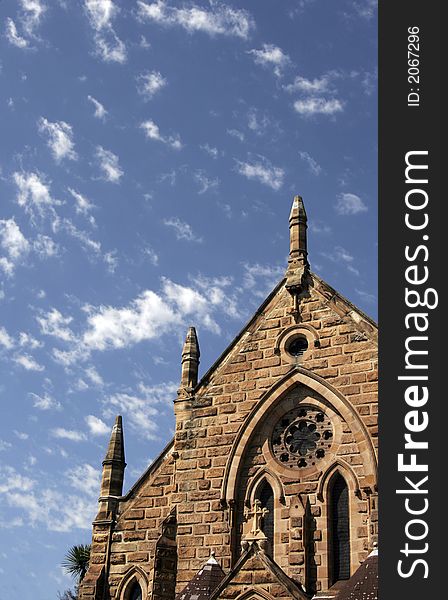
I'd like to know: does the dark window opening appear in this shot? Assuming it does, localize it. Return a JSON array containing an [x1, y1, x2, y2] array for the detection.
[[329, 473, 350, 583], [287, 336, 308, 357], [257, 480, 274, 554], [129, 582, 142, 600]]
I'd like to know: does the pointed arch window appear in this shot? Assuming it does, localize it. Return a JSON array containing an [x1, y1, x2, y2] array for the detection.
[[257, 480, 274, 554], [329, 473, 350, 583], [129, 582, 142, 600]]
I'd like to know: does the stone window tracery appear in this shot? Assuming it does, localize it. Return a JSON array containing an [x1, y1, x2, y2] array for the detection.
[[270, 405, 333, 469]]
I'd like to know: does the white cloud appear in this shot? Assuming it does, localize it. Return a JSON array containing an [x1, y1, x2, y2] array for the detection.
[[351, 0, 377, 20], [163, 218, 202, 242], [93, 30, 127, 63], [29, 392, 62, 411], [200, 144, 219, 159], [0, 463, 97, 531], [356, 289, 376, 304], [14, 354, 45, 371], [194, 170, 219, 194], [140, 120, 182, 150], [284, 73, 335, 94], [87, 95, 107, 120], [85, 415, 109, 436], [37, 118, 77, 162], [82, 290, 180, 351], [0, 440, 12, 452], [37, 308, 75, 342], [335, 193, 368, 215], [0, 219, 30, 276], [14, 430, 29, 440], [5, 18, 29, 48], [235, 156, 284, 190], [103, 382, 177, 440], [0, 327, 14, 350], [293, 97, 344, 116], [95, 146, 123, 182], [0, 466, 34, 494], [84, 0, 127, 63], [248, 43, 290, 77], [13, 171, 60, 220], [247, 108, 273, 136], [137, 0, 254, 39], [137, 71, 167, 99], [227, 128, 245, 142], [51, 428, 86, 442], [60, 219, 102, 255], [298, 151, 322, 176], [5, 1, 47, 48], [66, 464, 101, 496], [19, 332, 43, 350], [68, 188, 95, 216], [321, 246, 360, 276], [33, 234, 59, 259], [104, 250, 118, 273], [242, 263, 284, 297], [84, 0, 118, 30], [144, 246, 159, 267]]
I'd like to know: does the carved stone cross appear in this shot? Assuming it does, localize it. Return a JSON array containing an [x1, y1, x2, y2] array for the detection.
[[245, 499, 269, 536]]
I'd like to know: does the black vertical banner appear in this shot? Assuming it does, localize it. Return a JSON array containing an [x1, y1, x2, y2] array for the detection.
[[379, 2, 443, 599]]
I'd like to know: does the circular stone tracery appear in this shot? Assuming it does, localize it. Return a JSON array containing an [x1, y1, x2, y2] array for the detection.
[[271, 406, 333, 469]]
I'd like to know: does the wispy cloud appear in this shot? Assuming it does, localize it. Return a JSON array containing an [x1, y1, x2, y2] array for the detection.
[[5, 18, 29, 49], [140, 120, 182, 149], [137, 1, 254, 39], [293, 97, 344, 116], [37, 118, 77, 163], [137, 71, 167, 100], [335, 192, 368, 215], [5, 1, 47, 48], [84, 0, 126, 63], [29, 392, 62, 411], [13, 171, 60, 221], [321, 246, 360, 276], [0, 327, 14, 350], [200, 144, 219, 159], [51, 428, 86, 442], [0, 219, 30, 276], [298, 151, 322, 176], [95, 146, 123, 182], [85, 415, 109, 436], [248, 43, 290, 77], [68, 188, 95, 217], [350, 0, 377, 20], [235, 156, 284, 190], [103, 382, 177, 440], [14, 354, 45, 371], [87, 95, 108, 120], [284, 73, 336, 94], [163, 217, 202, 242], [194, 170, 219, 194]]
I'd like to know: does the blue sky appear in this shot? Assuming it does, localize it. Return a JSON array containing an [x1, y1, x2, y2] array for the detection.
[[0, 1, 377, 597]]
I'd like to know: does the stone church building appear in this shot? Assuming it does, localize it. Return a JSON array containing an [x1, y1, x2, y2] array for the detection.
[[78, 196, 378, 600]]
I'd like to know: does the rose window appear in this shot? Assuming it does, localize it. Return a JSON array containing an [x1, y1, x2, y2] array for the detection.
[[271, 406, 333, 469]]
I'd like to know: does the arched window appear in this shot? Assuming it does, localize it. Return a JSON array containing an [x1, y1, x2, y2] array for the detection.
[[257, 480, 274, 554], [329, 473, 350, 583], [129, 581, 142, 600]]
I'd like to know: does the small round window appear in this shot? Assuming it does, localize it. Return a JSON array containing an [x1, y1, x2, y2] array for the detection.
[[286, 335, 308, 358]]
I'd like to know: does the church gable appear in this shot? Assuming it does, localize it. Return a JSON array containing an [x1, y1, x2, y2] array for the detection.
[[78, 196, 378, 600], [211, 541, 308, 600]]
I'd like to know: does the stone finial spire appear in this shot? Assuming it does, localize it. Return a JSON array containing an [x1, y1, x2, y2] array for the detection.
[[286, 195, 310, 297], [179, 326, 200, 393], [100, 415, 126, 499]]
